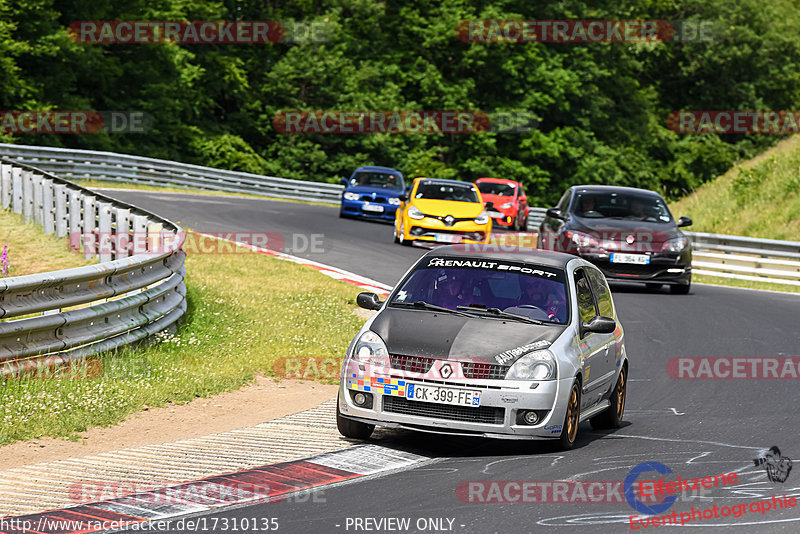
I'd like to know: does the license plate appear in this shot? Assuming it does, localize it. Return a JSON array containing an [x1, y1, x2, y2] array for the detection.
[[406, 383, 481, 406], [362, 203, 384, 213], [434, 234, 461, 243], [610, 253, 650, 264], [487, 211, 502, 217]]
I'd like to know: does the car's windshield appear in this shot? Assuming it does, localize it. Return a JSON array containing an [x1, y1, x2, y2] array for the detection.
[[572, 191, 673, 223], [415, 182, 480, 202], [390, 258, 569, 324], [349, 172, 403, 190], [477, 182, 516, 196]]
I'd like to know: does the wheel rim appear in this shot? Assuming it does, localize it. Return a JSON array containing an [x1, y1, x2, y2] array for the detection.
[[566, 385, 579, 442], [616, 368, 626, 419]]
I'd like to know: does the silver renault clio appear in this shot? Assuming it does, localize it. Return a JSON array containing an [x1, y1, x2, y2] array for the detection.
[[337, 246, 628, 450]]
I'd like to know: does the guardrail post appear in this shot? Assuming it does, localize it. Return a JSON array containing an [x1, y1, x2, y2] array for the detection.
[[98, 202, 112, 263], [114, 208, 131, 259], [11, 167, 22, 214], [22, 170, 33, 223], [132, 214, 149, 255], [54, 184, 68, 238], [32, 173, 44, 225], [147, 222, 163, 254], [82, 195, 96, 260], [42, 179, 55, 234], [67, 189, 82, 253], [0, 164, 11, 208]]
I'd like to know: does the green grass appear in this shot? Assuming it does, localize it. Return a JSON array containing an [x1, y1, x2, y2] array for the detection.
[[0, 241, 363, 445], [0, 209, 95, 276], [74, 179, 336, 207], [670, 134, 800, 240], [694, 273, 800, 294]]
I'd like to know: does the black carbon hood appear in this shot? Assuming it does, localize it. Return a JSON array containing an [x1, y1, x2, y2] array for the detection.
[[370, 308, 566, 365]]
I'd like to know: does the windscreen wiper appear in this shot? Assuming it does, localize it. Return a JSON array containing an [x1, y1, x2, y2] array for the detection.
[[392, 301, 476, 317], [456, 305, 543, 325]]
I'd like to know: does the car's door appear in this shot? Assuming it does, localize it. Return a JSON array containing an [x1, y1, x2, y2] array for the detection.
[[574, 268, 615, 408]]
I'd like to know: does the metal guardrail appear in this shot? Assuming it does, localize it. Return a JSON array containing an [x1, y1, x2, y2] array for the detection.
[[0, 143, 343, 204], [685, 231, 800, 286], [0, 159, 186, 376]]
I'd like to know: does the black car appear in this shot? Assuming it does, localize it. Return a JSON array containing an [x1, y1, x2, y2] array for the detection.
[[538, 185, 693, 294]]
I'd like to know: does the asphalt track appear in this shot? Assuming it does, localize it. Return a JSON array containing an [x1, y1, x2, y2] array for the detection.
[[104, 190, 800, 534]]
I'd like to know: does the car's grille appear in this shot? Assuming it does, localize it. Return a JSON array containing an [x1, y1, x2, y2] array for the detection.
[[461, 361, 508, 380], [390, 356, 508, 380], [383, 396, 504, 424], [391, 355, 435, 374], [361, 195, 386, 203], [599, 264, 662, 277]]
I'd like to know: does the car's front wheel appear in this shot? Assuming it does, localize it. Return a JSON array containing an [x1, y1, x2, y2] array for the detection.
[[670, 277, 691, 295], [336, 396, 375, 440], [590, 364, 626, 429], [558, 379, 581, 450], [399, 221, 413, 246]]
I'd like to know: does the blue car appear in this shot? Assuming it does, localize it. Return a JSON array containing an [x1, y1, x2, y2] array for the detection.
[[339, 166, 405, 221]]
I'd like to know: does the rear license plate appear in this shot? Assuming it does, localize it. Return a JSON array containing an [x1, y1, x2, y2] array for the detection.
[[434, 234, 462, 243], [406, 383, 481, 406], [362, 203, 384, 213], [610, 253, 650, 264]]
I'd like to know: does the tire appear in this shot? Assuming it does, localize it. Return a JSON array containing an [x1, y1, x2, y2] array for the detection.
[[519, 214, 527, 232], [393, 223, 400, 243], [399, 221, 413, 246], [645, 283, 662, 291], [339, 210, 346, 218], [590, 364, 627, 430], [670, 279, 691, 294], [336, 397, 375, 440], [558, 379, 582, 450]]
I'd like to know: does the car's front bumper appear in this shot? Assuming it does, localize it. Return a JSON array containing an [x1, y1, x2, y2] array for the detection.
[[338, 372, 573, 439], [341, 199, 398, 220], [576, 251, 692, 285], [404, 218, 492, 244]]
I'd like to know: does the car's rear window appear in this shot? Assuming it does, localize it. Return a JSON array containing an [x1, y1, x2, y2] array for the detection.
[[390, 257, 569, 324], [415, 182, 480, 202]]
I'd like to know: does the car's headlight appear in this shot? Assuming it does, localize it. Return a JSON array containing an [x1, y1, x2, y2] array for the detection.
[[566, 230, 600, 250], [500, 203, 514, 209], [474, 211, 489, 224], [408, 206, 425, 220], [661, 236, 688, 253], [505, 350, 557, 380], [388, 197, 401, 206], [350, 331, 391, 368], [343, 192, 359, 201]]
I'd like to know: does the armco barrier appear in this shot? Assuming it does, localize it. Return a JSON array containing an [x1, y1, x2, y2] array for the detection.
[[0, 158, 186, 376], [0, 143, 343, 204]]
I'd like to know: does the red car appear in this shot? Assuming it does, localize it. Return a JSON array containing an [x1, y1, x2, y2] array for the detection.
[[474, 178, 530, 231]]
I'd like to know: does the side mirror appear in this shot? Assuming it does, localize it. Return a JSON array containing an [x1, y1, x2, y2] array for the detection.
[[546, 208, 565, 220], [485, 201, 494, 209], [340, 178, 349, 186], [356, 292, 383, 311], [677, 216, 693, 228], [397, 193, 408, 202], [582, 316, 617, 336]]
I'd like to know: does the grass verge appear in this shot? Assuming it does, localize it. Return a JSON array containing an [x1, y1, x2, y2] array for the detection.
[[0, 237, 363, 445], [693, 273, 800, 294], [0, 209, 94, 276]]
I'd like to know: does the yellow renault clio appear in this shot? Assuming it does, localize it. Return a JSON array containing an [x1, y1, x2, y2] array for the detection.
[[394, 178, 492, 246]]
